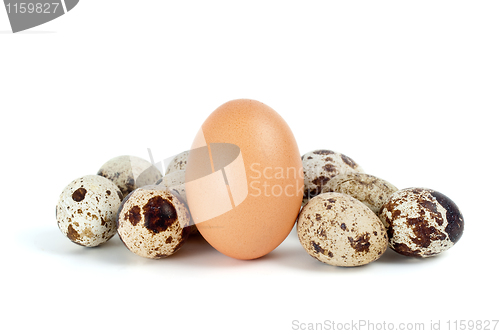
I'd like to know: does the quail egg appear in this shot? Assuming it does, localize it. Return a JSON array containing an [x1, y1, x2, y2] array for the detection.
[[56, 175, 123, 247], [165, 151, 189, 175], [297, 192, 388, 267], [302, 150, 363, 205], [97, 155, 162, 197], [379, 187, 464, 257], [117, 185, 191, 259], [321, 172, 398, 215]]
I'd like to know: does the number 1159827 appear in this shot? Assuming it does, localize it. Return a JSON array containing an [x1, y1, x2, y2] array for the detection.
[[5, 2, 60, 14], [447, 320, 499, 331]]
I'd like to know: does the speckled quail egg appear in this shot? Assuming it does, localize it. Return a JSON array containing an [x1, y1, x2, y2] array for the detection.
[[97, 155, 162, 197], [379, 187, 464, 258], [297, 192, 388, 267], [155, 170, 187, 203], [321, 172, 398, 215], [56, 175, 124, 247], [165, 151, 189, 175], [117, 185, 191, 259], [302, 150, 363, 205]]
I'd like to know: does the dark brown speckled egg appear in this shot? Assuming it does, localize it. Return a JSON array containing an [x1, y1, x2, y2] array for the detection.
[[379, 187, 464, 258], [117, 185, 191, 259]]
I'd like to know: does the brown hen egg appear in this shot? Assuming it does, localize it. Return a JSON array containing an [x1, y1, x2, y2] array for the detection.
[[185, 99, 303, 260]]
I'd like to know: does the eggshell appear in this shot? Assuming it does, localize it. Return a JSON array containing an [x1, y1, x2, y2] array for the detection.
[[117, 185, 191, 259], [97, 155, 162, 197], [321, 172, 398, 215], [379, 187, 464, 257], [155, 170, 197, 233], [56, 175, 123, 247], [165, 151, 189, 175], [302, 150, 363, 205], [185, 99, 303, 260], [297, 192, 388, 266], [156, 170, 187, 203]]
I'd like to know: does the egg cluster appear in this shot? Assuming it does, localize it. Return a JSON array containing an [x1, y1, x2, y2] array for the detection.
[[56, 155, 192, 258], [56, 149, 464, 266], [298, 149, 464, 266], [55, 99, 464, 266]]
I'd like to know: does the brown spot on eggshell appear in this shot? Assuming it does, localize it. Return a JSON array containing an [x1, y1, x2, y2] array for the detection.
[[340, 154, 357, 168], [143, 196, 178, 233], [126, 206, 142, 226], [72, 188, 87, 202], [81, 227, 95, 239], [312, 176, 331, 186], [407, 217, 446, 248], [313, 150, 335, 155], [392, 243, 422, 257], [323, 164, 336, 173], [67, 224, 81, 243], [348, 233, 371, 253], [311, 241, 324, 254]]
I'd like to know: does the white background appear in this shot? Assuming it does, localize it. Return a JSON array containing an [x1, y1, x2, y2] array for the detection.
[[1, 1, 499, 333]]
